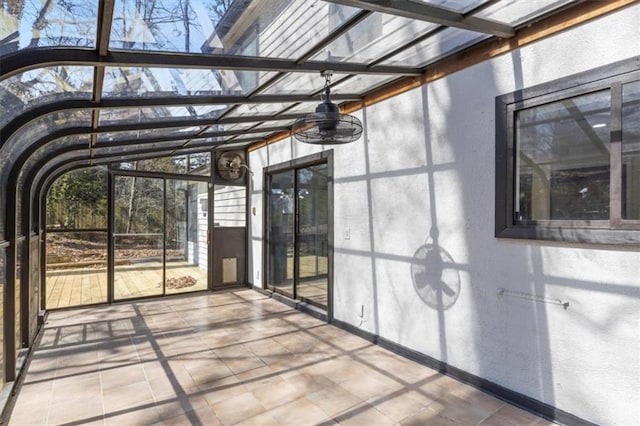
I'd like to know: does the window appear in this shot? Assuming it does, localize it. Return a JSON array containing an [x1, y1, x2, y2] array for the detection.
[[496, 57, 640, 244]]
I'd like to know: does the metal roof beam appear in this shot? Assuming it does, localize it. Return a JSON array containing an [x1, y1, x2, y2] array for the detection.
[[323, 0, 515, 38], [93, 93, 358, 108], [97, 0, 115, 56], [0, 49, 421, 81], [0, 100, 306, 148]]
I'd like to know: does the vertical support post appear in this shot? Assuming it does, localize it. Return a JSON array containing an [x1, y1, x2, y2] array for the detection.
[[107, 170, 114, 303]]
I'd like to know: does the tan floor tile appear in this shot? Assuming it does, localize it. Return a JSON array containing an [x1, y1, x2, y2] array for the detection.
[[162, 404, 221, 426], [199, 375, 250, 406], [51, 373, 102, 405], [215, 346, 266, 374], [102, 381, 154, 413], [210, 391, 266, 425], [367, 390, 429, 422], [233, 411, 280, 426], [251, 377, 308, 410], [429, 392, 501, 425], [9, 291, 547, 426], [451, 384, 505, 411], [269, 397, 333, 425], [148, 371, 186, 400], [234, 364, 283, 391], [103, 404, 161, 426], [339, 371, 398, 401], [399, 406, 459, 425], [184, 358, 235, 386], [479, 403, 544, 425], [332, 402, 396, 426], [307, 384, 363, 416], [100, 364, 147, 390], [8, 399, 49, 426], [286, 371, 335, 395], [155, 394, 211, 421], [306, 357, 372, 383], [11, 380, 53, 408], [46, 393, 104, 425]]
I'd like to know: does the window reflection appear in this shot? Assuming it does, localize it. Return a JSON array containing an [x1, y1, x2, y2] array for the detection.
[[516, 90, 611, 221]]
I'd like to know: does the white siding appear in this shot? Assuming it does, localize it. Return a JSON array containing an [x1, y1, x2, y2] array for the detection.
[[213, 185, 246, 227]]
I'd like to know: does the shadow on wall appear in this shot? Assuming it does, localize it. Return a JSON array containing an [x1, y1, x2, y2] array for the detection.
[[410, 230, 461, 311]]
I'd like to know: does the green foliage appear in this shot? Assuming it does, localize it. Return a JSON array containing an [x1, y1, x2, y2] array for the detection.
[[47, 167, 108, 228]]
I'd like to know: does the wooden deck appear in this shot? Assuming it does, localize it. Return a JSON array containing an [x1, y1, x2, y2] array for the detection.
[[46, 256, 327, 310], [46, 261, 207, 309]]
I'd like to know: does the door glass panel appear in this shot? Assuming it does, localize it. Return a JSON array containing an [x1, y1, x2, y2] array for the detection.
[[114, 176, 164, 300], [296, 165, 328, 309], [267, 171, 295, 297], [46, 232, 108, 308], [166, 180, 207, 295]]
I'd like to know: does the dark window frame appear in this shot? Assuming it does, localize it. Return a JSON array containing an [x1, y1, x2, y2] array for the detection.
[[495, 56, 640, 245]]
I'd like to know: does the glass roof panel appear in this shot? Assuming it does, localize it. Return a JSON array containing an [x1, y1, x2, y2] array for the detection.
[[416, 0, 490, 13], [110, 0, 216, 53], [97, 126, 205, 144], [0, 0, 98, 55], [206, 122, 257, 132], [236, 1, 359, 59], [215, 69, 277, 95], [96, 139, 188, 154], [0, 66, 93, 128], [104, 148, 212, 167], [252, 119, 297, 130], [109, 0, 358, 59], [311, 13, 440, 64], [476, 0, 575, 27], [281, 102, 320, 114], [98, 105, 227, 126], [33, 134, 91, 161], [259, 72, 339, 96], [226, 102, 296, 117], [332, 74, 399, 95], [103, 67, 219, 97], [380, 26, 488, 67], [102, 67, 275, 97], [2, 110, 91, 155]]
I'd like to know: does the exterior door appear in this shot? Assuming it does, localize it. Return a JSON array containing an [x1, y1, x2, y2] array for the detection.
[[267, 162, 329, 310], [112, 175, 209, 300]]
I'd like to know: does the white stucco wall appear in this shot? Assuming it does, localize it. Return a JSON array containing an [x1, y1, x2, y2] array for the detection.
[[248, 6, 640, 425]]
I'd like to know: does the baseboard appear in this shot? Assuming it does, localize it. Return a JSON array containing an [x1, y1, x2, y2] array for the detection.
[[330, 318, 595, 426]]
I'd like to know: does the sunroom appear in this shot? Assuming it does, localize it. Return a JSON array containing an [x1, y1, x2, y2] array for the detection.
[[0, 0, 638, 424]]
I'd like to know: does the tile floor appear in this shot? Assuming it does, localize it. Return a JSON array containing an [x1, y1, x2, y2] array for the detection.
[[8, 289, 550, 425]]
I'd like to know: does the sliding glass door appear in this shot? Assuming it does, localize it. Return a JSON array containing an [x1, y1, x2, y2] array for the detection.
[[267, 161, 329, 310], [113, 176, 164, 300], [112, 176, 208, 301], [267, 171, 295, 297], [295, 164, 329, 308]]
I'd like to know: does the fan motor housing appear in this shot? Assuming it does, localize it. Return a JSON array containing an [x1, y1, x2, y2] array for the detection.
[[215, 150, 247, 185]]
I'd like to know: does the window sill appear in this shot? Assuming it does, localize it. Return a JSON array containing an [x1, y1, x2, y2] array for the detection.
[[496, 225, 640, 246]]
